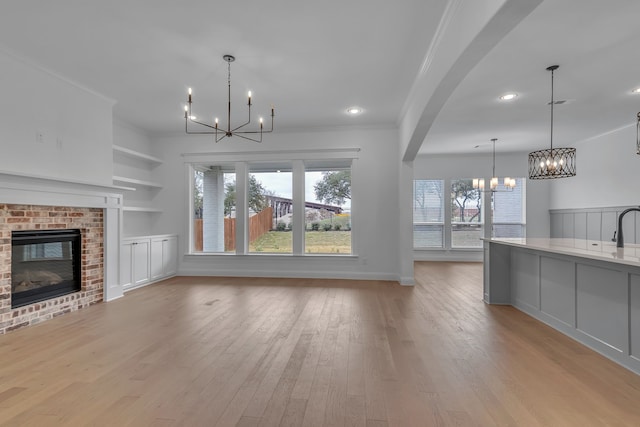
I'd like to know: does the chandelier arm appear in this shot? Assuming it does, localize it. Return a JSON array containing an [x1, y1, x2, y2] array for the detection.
[[186, 117, 219, 131], [233, 132, 262, 143], [230, 103, 253, 132], [215, 133, 228, 143], [231, 120, 252, 133], [186, 130, 221, 134]]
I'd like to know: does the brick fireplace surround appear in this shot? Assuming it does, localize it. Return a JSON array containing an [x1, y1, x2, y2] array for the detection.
[[0, 204, 104, 334]]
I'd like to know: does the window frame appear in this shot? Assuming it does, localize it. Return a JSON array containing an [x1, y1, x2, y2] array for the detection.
[[185, 150, 358, 257]]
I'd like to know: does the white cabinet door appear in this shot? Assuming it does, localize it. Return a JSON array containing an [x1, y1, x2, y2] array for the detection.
[[150, 238, 164, 281], [162, 236, 178, 277], [132, 239, 151, 287], [120, 241, 134, 289], [150, 235, 178, 280]]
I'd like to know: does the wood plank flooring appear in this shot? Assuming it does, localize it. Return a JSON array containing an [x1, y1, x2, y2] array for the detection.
[[1, 261, 640, 426]]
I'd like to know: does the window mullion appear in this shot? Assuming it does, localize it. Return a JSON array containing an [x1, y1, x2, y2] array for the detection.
[[235, 162, 248, 254], [292, 160, 305, 254]]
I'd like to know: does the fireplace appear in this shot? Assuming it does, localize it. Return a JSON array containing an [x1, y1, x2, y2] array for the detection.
[[11, 229, 82, 308]]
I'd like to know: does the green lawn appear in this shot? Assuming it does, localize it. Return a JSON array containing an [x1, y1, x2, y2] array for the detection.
[[250, 231, 351, 254]]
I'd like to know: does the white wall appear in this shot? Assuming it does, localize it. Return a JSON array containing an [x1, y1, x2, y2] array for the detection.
[[413, 151, 551, 259], [152, 127, 402, 281], [0, 49, 114, 185], [550, 124, 640, 209]]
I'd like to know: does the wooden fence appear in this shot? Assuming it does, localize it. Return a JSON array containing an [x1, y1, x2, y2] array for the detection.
[[194, 206, 273, 251]]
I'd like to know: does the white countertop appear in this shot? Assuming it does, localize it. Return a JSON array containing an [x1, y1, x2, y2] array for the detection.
[[484, 237, 640, 267]]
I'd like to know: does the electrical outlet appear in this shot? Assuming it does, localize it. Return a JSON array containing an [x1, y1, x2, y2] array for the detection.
[[36, 131, 44, 143]]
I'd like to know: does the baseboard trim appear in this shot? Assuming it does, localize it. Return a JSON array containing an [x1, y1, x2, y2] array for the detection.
[[177, 268, 399, 283]]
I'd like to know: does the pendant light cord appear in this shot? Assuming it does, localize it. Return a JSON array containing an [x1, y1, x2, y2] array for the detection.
[[492, 138, 497, 177], [550, 67, 554, 152]]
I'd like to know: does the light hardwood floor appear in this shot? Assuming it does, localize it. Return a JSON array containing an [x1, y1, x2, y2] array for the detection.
[[1, 262, 640, 426]]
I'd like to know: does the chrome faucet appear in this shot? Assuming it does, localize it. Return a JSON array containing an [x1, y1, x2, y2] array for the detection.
[[613, 206, 640, 248]]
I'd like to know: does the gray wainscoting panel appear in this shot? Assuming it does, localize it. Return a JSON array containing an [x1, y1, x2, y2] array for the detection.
[[511, 250, 540, 310], [576, 264, 627, 354], [587, 212, 601, 241], [632, 274, 640, 361], [562, 214, 574, 239], [621, 210, 635, 245], [574, 212, 587, 240], [540, 256, 576, 328], [602, 211, 618, 243], [550, 207, 640, 246], [550, 213, 563, 238]]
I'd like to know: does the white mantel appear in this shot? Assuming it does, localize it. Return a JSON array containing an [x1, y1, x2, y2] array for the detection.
[[0, 171, 124, 301]]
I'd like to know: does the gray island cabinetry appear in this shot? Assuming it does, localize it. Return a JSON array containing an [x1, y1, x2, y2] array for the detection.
[[483, 238, 640, 375]]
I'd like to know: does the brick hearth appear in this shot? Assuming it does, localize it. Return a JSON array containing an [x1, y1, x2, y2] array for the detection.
[[0, 204, 104, 334]]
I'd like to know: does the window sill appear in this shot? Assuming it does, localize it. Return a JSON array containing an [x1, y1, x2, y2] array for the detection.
[[185, 252, 358, 259]]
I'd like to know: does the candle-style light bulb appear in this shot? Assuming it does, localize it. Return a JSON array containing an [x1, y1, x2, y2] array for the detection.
[[259, 117, 263, 129], [248, 91, 252, 106], [188, 87, 192, 103], [215, 117, 219, 128], [184, 105, 188, 119]]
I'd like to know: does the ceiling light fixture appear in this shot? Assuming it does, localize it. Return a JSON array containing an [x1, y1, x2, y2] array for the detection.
[[184, 55, 274, 143], [500, 93, 518, 101], [473, 138, 516, 192], [346, 107, 362, 115], [528, 65, 576, 179]]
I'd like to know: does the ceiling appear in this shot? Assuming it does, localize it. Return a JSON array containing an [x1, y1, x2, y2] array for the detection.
[[1, 0, 639, 156], [423, 0, 640, 155]]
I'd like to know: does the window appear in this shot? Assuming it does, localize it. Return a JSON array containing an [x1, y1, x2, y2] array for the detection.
[[305, 163, 352, 254], [451, 179, 483, 248], [193, 165, 235, 253], [189, 157, 354, 256], [249, 163, 292, 253], [413, 180, 444, 248], [492, 177, 526, 238]]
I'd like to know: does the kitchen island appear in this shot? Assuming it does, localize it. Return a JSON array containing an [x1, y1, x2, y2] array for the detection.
[[484, 237, 640, 375]]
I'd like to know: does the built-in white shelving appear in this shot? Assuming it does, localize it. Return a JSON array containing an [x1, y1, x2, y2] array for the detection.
[[122, 206, 163, 213], [112, 175, 163, 190], [112, 143, 163, 238], [113, 144, 163, 166], [0, 169, 133, 191]]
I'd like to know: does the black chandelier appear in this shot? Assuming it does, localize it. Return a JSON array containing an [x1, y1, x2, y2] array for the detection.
[[184, 55, 274, 143], [528, 65, 576, 179]]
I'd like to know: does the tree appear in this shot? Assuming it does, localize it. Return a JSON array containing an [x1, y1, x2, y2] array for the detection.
[[451, 180, 481, 222], [314, 171, 351, 205], [224, 175, 268, 215]]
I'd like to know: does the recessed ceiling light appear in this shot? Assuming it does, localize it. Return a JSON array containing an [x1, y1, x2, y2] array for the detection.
[[346, 107, 362, 115], [499, 93, 518, 101], [632, 87, 640, 94]]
